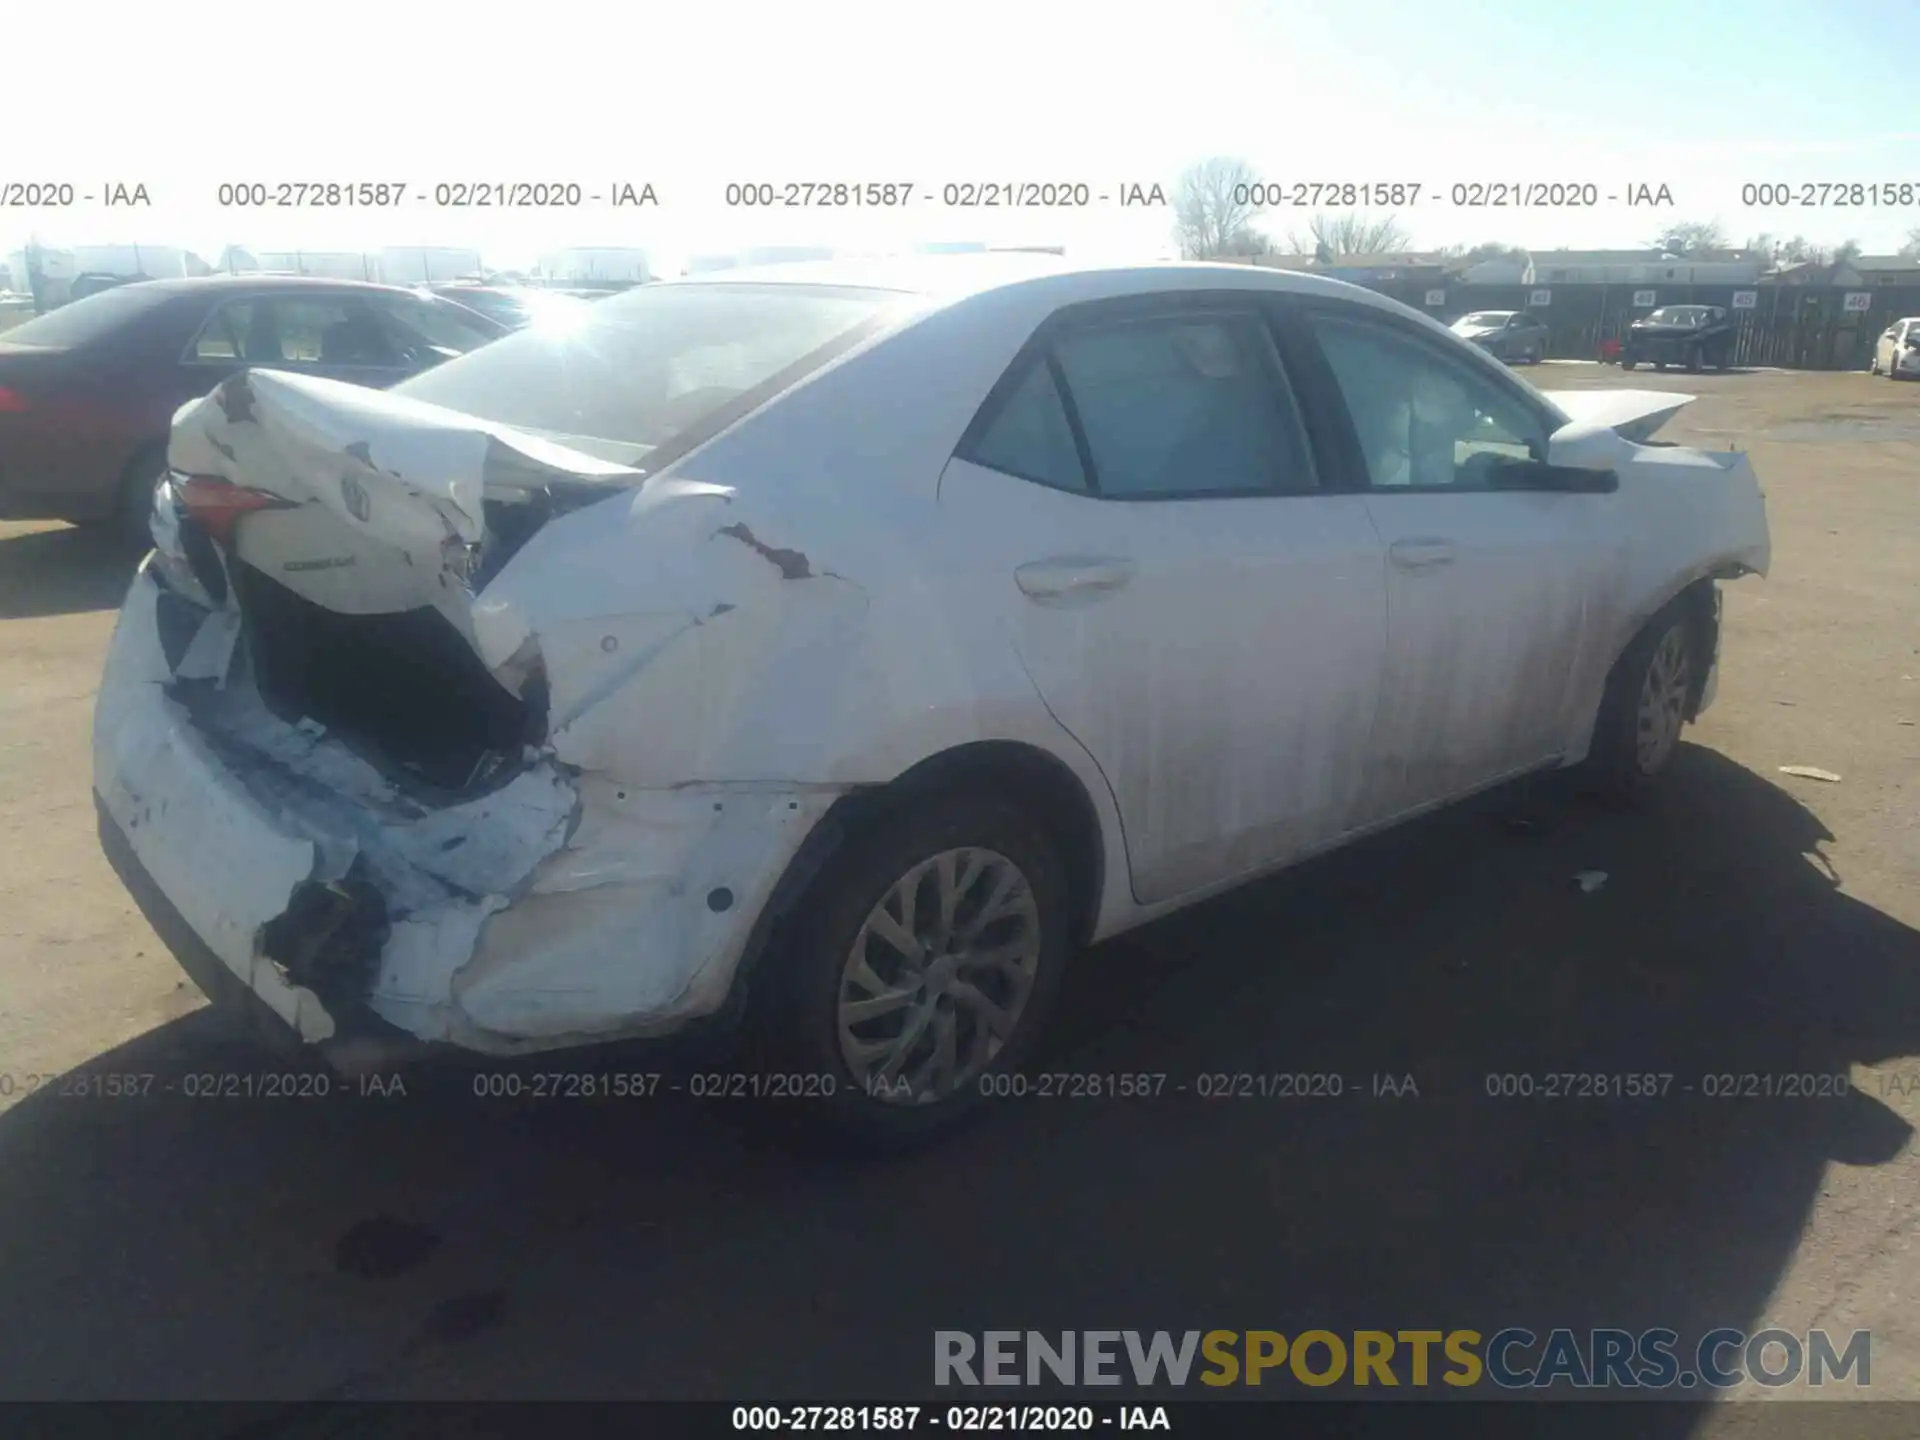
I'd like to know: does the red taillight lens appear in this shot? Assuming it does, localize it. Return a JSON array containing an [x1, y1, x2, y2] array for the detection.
[[0, 386, 28, 413], [178, 476, 294, 546]]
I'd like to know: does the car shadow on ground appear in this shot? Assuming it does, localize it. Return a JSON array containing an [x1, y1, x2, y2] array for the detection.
[[0, 524, 143, 619], [0, 747, 1915, 1434]]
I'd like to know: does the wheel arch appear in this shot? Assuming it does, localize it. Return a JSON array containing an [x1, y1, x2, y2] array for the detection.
[[718, 737, 1118, 1029], [1604, 572, 1722, 717]]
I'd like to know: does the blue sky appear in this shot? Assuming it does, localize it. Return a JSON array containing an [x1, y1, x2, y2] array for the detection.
[[6, 0, 1916, 271]]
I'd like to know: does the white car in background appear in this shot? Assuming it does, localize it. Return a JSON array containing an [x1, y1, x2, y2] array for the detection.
[[93, 256, 1771, 1146], [1869, 316, 1920, 379]]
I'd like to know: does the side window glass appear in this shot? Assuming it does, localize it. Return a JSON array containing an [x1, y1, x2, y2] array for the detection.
[[272, 298, 398, 367], [189, 302, 253, 361], [1310, 313, 1548, 490], [1051, 314, 1317, 497], [369, 293, 498, 356], [960, 358, 1088, 493]]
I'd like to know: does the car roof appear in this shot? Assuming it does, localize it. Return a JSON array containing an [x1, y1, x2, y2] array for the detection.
[[112, 274, 426, 298], [661, 253, 1411, 312]]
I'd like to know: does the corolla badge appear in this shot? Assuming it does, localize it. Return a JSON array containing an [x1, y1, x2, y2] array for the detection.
[[340, 474, 373, 523]]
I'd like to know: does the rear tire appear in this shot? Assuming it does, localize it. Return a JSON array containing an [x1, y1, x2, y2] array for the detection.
[[1621, 357, 1638, 371], [102, 444, 166, 548], [748, 792, 1074, 1151], [1582, 601, 1698, 803], [1685, 348, 1703, 374]]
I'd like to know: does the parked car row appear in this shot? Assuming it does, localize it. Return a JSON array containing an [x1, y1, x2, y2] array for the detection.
[[83, 254, 1771, 1147], [1449, 304, 1745, 373]]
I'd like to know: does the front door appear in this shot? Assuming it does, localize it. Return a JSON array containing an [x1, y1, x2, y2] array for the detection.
[[1285, 303, 1626, 822]]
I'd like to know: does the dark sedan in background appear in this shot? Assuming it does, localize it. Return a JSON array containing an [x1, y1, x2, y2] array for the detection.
[[0, 276, 507, 532], [1622, 305, 1736, 373], [1447, 309, 1548, 364]]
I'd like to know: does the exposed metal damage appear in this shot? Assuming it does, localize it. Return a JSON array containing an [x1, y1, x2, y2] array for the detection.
[[94, 368, 856, 1062]]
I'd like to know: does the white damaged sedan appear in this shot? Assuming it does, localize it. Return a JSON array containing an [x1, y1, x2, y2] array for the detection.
[[94, 256, 1770, 1143]]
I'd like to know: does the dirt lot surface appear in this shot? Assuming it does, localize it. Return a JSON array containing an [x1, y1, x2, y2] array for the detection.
[[1, 364, 1917, 1426]]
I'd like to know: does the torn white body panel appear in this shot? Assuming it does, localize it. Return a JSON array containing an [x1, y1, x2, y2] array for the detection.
[[1540, 388, 1697, 442], [95, 563, 841, 1053]]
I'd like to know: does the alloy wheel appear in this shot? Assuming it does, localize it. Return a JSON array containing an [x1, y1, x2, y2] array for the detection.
[[1634, 623, 1692, 774], [836, 847, 1042, 1106]]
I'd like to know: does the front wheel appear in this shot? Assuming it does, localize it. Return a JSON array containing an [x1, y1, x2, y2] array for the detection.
[[1621, 357, 1638, 371], [1583, 602, 1698, 801], [1685, 348, 1704, 374], [751, 793, 1073, 1149]]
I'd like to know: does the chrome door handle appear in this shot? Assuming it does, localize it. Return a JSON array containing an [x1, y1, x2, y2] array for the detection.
[[1014, 556, 1136, 601], [1388, 538, 1456, 571]]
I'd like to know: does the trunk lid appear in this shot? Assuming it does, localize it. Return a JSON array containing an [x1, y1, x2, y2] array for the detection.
[[159, 368, 647, 792], [169, 368, 643, 621]]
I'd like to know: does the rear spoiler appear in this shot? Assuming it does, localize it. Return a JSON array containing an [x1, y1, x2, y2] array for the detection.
[[1541, 389, 1695, 444]]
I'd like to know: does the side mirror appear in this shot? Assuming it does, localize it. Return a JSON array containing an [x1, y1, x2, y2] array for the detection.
[[1547, 419, 1628, 472]]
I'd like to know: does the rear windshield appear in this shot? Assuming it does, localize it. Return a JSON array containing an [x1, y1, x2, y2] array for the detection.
[[1646, 307, 1707, 326], [0, 284, 174, 348], [395, 281, 906, 465], [1457, 312, 1512, 326]]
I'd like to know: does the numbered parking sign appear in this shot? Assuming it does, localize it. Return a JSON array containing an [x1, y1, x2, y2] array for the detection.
[[1529, 289, 1551, 307], [1424, 289, 1446, 307], [1731, 290, 1758, 310], [1843, 291, 1872, 312], [1632, 289, 1657, 307]]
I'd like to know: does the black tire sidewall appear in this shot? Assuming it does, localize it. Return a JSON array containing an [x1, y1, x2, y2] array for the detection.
[[116, 444, 167, 544], [756, 793, 1074, 1147], [1586, 602, 1695, 800]]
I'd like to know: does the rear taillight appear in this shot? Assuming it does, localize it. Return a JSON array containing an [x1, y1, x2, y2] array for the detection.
[[178, 476, 295, 546], [0, 386, 28, 413]]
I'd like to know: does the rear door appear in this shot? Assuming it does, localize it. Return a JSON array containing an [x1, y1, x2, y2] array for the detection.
[[1277, 299, 1626, 822], [938, 293, 1389, 906]]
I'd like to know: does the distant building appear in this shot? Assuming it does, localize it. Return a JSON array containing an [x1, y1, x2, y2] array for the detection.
[[223, 247, 382, 280], [1845, 254, 1920, 287], [1515, 248, 1766, 286]]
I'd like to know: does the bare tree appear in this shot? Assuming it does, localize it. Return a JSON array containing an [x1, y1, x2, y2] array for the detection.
[[1649, 219, 1729, 256], [1464, 241, 1528, 261], [1832, 238, 1863, 265], [1173, 157, 1271, 260], [1282, 211, 1413, 258], [1902, 227, 1920, 260]]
